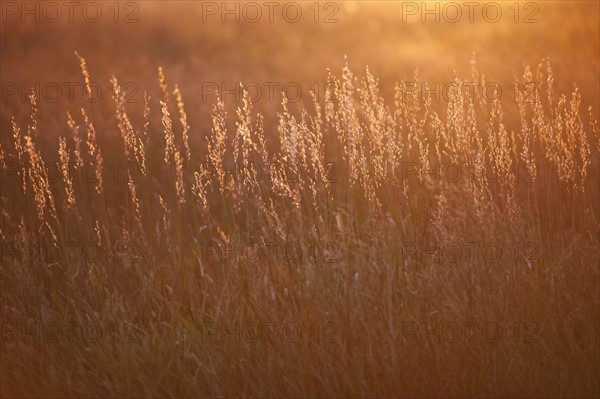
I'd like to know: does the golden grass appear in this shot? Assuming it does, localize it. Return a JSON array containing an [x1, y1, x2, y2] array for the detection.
[[1, 51, 599, 397]]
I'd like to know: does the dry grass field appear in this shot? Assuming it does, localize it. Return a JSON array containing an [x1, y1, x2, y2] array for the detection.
[[1, 1, 599, 397]]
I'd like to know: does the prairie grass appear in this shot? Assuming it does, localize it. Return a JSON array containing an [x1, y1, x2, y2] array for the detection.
[[1, 53, 599, 397]]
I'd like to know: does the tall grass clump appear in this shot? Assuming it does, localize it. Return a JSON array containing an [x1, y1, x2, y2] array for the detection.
[[1, 54, 598, 398]]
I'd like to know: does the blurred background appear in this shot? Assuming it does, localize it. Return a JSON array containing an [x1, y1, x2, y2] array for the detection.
[[1, 0, 599, 144]]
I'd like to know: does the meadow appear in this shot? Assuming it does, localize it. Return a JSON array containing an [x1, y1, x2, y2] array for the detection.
[[1, 1, 599, 397]]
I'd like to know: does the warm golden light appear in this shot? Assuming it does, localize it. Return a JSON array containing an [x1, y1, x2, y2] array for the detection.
[[1, 1, 598, 397]]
